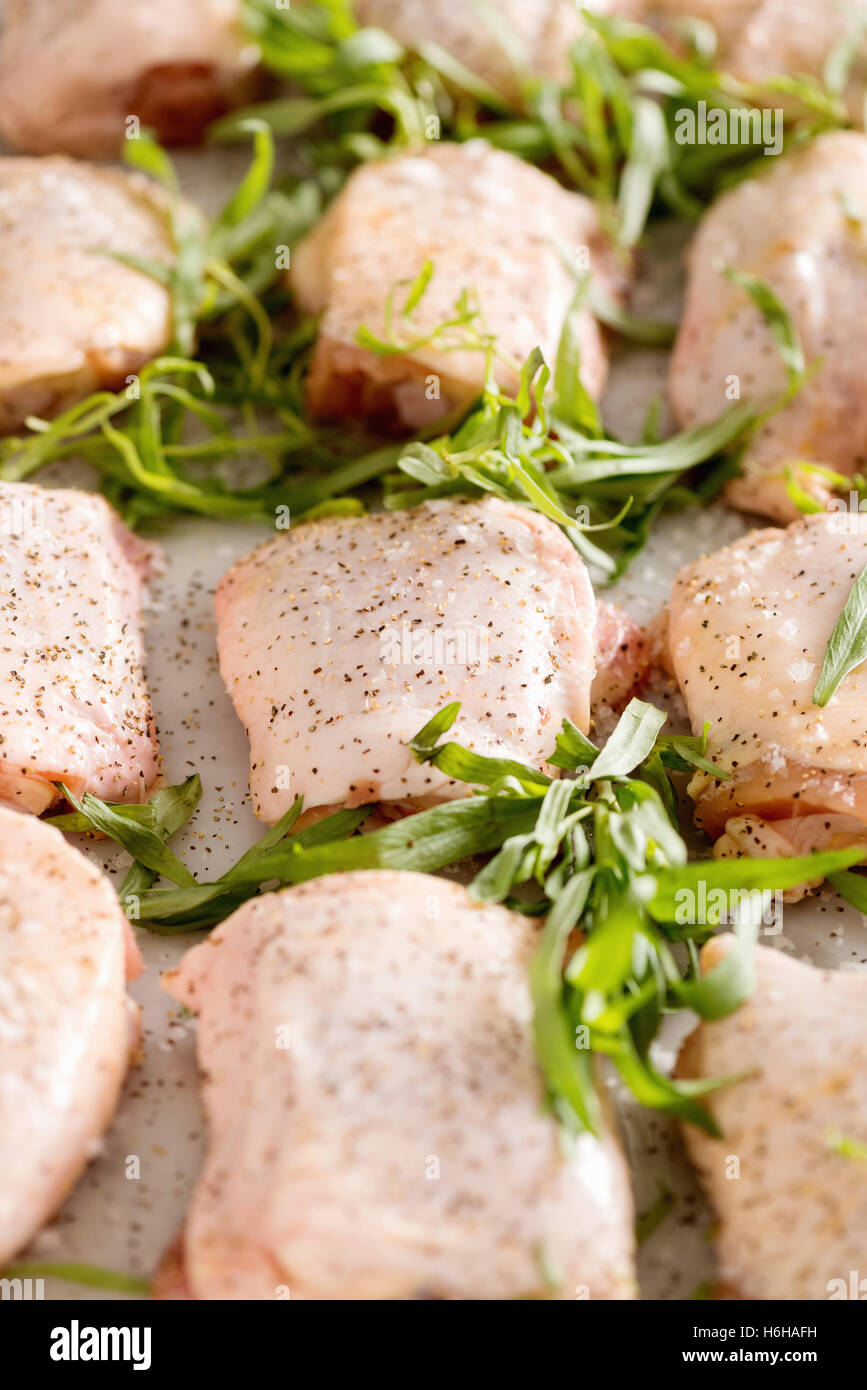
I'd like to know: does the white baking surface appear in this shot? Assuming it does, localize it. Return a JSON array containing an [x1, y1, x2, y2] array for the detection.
[[7, 149, 867, 1303]]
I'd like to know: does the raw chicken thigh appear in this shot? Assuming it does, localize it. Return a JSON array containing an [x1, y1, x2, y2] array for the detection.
[[158, 870, 636, 1300], [677, 937, 867, 1300], [667, 510, 867, 875], [0, 482, 160, 814], [0, 805, 142, 1264], [215, 497, 598, 823], [670, 132, 867, 522], [0, 156, 177, 433], [290, 140, 626, 432], [0, 0, 256, 156]]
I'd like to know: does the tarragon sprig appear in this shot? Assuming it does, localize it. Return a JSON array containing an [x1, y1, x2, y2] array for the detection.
[[60, 701, 866, 1135]]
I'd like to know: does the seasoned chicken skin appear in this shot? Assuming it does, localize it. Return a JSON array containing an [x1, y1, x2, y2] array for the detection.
[[670, 132, 867, 522], [667, 511, 867, 868], [635, 1, 867, 120], [0, 805, 142, 1265], [355, 0, 593, 103], [0, 0, 257, 156], [159, 871, 636, 1300], [0, 482, 159, 814], [289, 140, 626, 432], [677, 937, 867, 1300], [0, 157, 176, 434], [215, 497, 598, 823], [591, 600, 651, 711]]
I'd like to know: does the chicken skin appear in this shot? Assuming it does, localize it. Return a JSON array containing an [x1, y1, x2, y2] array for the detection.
[[289, 140, 626, 432], [0, 482, 159, 814], [677, 937, 867, 1300], [158, 870, 636, 1300], [670, 132, 867, 522], [215, 497, 599, 823], [0, 0, 257, 157], [0, 805, 142, 1265], [634, 0, 867, 121], [667, 510, 867, 872], [0, 157, 176, 434]]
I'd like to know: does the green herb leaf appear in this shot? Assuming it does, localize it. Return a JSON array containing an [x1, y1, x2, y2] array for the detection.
[[0, 1262, 150, 1297], [55, 783, 198, 888], [530, 870, 601, 1134], [590, 698, 667, 778], [720, 266, 806, 394], [813, 562, 867, 705], [672, 920, 757, 1020], [648, 846, 867, 922]]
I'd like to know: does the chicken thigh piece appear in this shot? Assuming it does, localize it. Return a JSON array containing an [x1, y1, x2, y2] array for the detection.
[[0, 805, 142, 1265], [677, 937, 867, 1300], [289, 140, 627, 432], [633, 0, 867, 120], [158, 870, 636, 1301], [0, 0, 257, 157], [0, 482, 160, 814], [0, 157, 177, 434], [215, 497, 598, 823], [667, 510, 867, 872], [669, 132, 867, 523]]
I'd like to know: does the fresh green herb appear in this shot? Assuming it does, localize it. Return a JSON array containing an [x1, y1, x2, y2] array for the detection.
[[345, 259, 806, 579], [587, 280, 677, 347], [383, 335, 763, 581], [45, 776, 203, 914], [121, 120, 286, 355], [636, 1185, 676, 1244], [827, 866, 867, 911], [825, 1127, 867, 1162], [355, 267, 494, 360], [69, 699, 865, 1135], [589, 12, 844, 238], [839, 186, 865, 225], [229, 2, 847, 250], [219, 0, 431, 149], [813, 562, 867, 705], [0, 359, 322, 527], [720, 266, 807, 395], [533, 1239, 563, 1293], [51, 778, 202, 889], [617, 92, 672, 248], [823, 13, 867, 100], [0, 1262, 150, 1296]]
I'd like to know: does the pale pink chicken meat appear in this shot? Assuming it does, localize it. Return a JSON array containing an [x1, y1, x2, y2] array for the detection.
[[591, 599, 651, 711], [667, 510, 867, 879], [0, 805, 142, 1265], [670, 131, 867, 522], [0, 157, 176, 433], [215, 497, 603, 824], [633, 0, 867, 120], [289, 140, 627, 432], [158, 870, 636, 1300], [677, 937, 867, 1300], [0, 482, 160, 814], [0, 0, 257, 157]]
